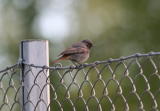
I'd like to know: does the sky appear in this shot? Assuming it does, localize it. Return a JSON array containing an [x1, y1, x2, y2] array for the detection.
[[33, 0, 78, 41]]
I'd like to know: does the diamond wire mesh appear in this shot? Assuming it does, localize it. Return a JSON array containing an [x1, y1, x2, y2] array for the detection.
[[0, 64, 22, 111], [0, 52, 160, 111]]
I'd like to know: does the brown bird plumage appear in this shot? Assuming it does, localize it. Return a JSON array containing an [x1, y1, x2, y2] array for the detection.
[[52, 40, 93, 64]]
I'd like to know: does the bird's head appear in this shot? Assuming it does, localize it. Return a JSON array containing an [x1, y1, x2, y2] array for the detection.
[[81, 40, 93, 49]]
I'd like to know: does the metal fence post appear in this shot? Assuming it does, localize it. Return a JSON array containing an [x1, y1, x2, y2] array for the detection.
[[20, 40, 50, 111]]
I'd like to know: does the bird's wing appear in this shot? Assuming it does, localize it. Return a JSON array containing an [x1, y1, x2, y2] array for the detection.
[[58, 47, 87, 56]]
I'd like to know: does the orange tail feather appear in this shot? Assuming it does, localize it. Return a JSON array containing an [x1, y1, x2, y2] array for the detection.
[[51, 56, 68, 64]]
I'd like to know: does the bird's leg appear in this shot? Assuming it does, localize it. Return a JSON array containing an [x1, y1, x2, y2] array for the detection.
[[71, 61, 78, 66], [72, 61, 83, 68], [69, 61, 77, 73]]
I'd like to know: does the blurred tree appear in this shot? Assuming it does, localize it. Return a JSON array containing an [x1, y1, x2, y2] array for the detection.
[[0, 0, 38, 67], [66, 0, 160, 63]]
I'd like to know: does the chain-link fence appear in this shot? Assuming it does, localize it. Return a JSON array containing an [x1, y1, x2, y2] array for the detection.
[[0, 52, 160, 111], [0, 64, 21, 111]]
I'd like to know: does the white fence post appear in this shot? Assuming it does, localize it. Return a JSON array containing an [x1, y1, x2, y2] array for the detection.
[[20, 40, 50, 111]]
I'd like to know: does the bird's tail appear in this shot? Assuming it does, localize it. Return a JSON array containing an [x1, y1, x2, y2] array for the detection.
[[51, 56, 67, 64]]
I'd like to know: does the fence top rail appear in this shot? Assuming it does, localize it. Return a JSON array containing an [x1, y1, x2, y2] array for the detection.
[[0, 51, 160, 73], [0, 64, 18, 73], [23, 51, 160, 70]]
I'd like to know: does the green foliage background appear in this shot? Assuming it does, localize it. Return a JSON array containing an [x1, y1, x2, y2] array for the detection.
[[0, 0, 160, 110]]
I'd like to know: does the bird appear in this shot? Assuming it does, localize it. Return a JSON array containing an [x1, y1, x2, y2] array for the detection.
[[52, 40, 93, 64]]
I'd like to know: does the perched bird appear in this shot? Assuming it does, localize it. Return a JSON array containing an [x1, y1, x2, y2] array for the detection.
[[52, 40, 93, 64]]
